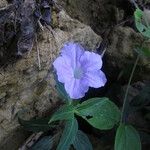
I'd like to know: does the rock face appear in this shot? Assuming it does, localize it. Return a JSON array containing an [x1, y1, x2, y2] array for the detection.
[[0, 9, 101, 150], [58, 0, 124, 34], [0, 0, 8, 8], [106, 26, 150, 81]]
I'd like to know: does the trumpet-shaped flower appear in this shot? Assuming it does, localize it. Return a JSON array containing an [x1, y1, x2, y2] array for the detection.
[[53, 42, 107, 99]]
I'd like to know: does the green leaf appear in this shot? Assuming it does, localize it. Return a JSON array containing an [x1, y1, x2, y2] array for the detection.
[[75, 97, 120, 130], [18, 116, 52, 132], [134, 8, 143, 21], [49, 104, 75, 123], [31, 136, 53, 150], [115, 124, 141, 150], [54, 73, 71, 102], [73, 130, 93, 150], [57, 118, 78, 150], [135, 47, 150, 57], [134, 8, 150, 38]]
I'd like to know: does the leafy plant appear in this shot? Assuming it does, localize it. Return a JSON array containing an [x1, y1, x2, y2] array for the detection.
[[18, 53, 144, 150], [18, 4, 150, 150], [113, 5, 150, 150], [18, 77, 121, 149], [31, 136, 53, 150], [73, 130, 93, 150], [134, 8, 150, 38], [135, 46, 150, 57], [57, 118, 78, 150], [18, 112, 54, 132], [115, 124, 141, 150], [75, 98, 120, 130]]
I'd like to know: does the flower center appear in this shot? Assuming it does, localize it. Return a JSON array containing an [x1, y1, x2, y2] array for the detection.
[[74, 67, 84, 79]]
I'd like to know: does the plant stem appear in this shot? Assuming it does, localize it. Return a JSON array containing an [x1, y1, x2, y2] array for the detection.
[[121, 55, 140, 123], [69, 100, 72, 105]]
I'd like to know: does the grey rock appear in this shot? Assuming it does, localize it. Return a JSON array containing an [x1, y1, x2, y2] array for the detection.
[[58, 0, 124, 34], [106, 26, 150, 80]]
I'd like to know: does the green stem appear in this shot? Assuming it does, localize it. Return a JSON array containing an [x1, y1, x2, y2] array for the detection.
[[121, 55, 140, 123], [69, 99, 72, 105]]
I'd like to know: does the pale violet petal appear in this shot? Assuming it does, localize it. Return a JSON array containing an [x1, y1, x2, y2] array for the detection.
[[61, 42, 85, 69], [80, 51, 102, 71], [53, 56, 74, 83], [64, 78, 89, 99], [84, 70, 107, 88]]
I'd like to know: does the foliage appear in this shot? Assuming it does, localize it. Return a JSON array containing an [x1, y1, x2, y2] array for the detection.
[[31, 136, 53, 150], [49, 98, 120, 130], [135, 46, 150, 57], [49, 104, 75, 123], [57, 118, 78, 150], [73, 130, 93, 150], [75, 98, 120, 130], [18, 112, 53, 132], [134, 8, 150, 38], [115, 124, 141, 150]]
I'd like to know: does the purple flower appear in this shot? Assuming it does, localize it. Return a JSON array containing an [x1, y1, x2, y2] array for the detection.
[[53, 42, 107, 99]]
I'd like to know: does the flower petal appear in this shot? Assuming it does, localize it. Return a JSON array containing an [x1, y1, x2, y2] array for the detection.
[[64, 78, 89, 99], [53, 56, 73, 83], [61, 42, 85, 69], [84, 70, 107, 88], [80, 51, 102, 71]]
